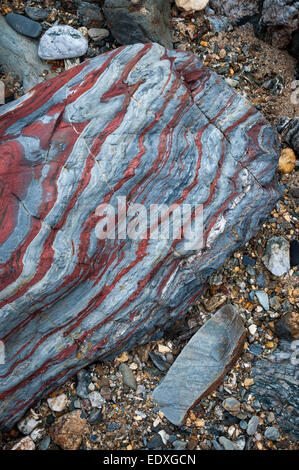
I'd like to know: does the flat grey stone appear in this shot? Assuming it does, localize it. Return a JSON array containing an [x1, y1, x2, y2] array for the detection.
[[255, 291, 269, 311], [152, 304, 246, 425], [5, 12, 42, 38], [219, 436, 237, 450], [38, 25, 88, 60], [25, 6, 49, 21], [247, 415, 260, 435], [88, 28, 110, 42]]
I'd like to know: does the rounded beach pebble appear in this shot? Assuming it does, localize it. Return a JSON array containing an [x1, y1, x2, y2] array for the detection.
[[38, 25, 88, 60]]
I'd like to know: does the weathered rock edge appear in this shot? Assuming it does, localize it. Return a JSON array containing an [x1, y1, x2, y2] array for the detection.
[[251, 340, 299, 440], [0, 14, 51, 93], [152, 304, 246, 425], [0, 42, 281, 429]]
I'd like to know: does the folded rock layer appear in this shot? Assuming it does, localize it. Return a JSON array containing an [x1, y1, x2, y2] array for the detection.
[[0, 42, 281, 429]]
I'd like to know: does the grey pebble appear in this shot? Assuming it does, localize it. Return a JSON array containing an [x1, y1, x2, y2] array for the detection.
[[255, 291, 269, 311], [247, 415, 260, 435], [218, 436, 236, 450], [264, 426, 280, 441], [5, 12, 42, 38], [25, 6, 49, 21], [39, 436, 51, 450], [172, 440, 187, 450], [119, 363, 137, 391]]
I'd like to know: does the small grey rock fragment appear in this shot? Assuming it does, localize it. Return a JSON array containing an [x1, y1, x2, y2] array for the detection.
[[17, 416, 40, 435], [264, 426, 280, 441], [205, 15, 230, 33], [25, 6, 49, 21], [119, 363, 137, 391], [88, 391, 105, 408], [255, 291, 269, 311], [39, 436, 51, 450], [247, 415, 260, 435], [88, 28, 109, 42], [76, 370, 90, 398], [222, 397, 241, 415], [218, 436, 236, 450], [173, 440, 187, 450]]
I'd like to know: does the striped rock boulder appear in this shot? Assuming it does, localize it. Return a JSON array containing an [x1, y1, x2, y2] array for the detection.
[[0, 43, 281, 429]]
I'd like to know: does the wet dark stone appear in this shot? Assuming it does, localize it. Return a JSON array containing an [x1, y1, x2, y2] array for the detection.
[[290, 188, 299, 199], [104, 0, 172, 48], [242, 255, 256, 267], [275, 311, 299, 341], [147, 434, 163, 449], [106, 422, 121, 431], [77, 1, 104, 27], [87, 409, 102, 424], [256, 273, 266, 288], [46, 414, 55, 426], [289, 29, 299, 60], [276, 117, 299, 153], [290, 240, 299, 267], [149, 351, 168, 372], [223, 411, 240, 425], [5, 12, 42, 38]]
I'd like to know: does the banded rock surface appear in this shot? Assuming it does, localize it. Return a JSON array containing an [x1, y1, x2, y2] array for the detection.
[[0, 42, 281, 429]]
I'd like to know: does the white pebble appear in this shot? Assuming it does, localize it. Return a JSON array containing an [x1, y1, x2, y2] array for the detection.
[[17, 416, 40, 435], [88, 391, 105, 408], [30, 427, 45, 442], [12, 436, 35, 450], [47, 393, 68, 412], [249, 324, 257, 335]]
